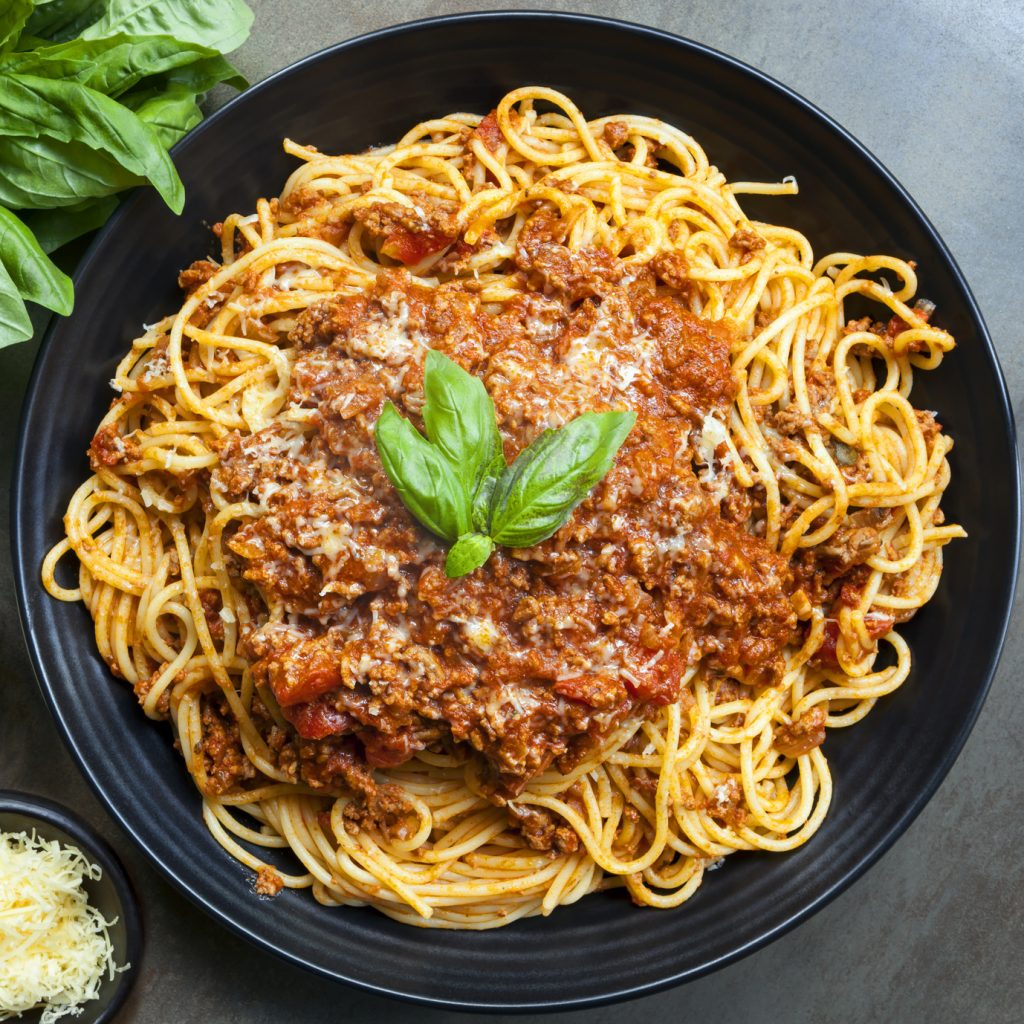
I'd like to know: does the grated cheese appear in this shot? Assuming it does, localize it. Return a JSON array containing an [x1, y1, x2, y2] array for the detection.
[[0, 831, 125, 1023], [274, 264, 319, 291], [694, 410, 733, 501], [460, 616, 501, 654], [560, 307, 653, 401], [695, 411, 729, 473], [343, 292, 428, 365]]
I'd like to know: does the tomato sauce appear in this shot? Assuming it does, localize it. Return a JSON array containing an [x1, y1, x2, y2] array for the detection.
[[211, 210, 799, 798]]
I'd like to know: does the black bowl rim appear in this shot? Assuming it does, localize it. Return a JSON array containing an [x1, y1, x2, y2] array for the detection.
[[0, 790, 143, 1024], [11, 9, 1021, 1013]]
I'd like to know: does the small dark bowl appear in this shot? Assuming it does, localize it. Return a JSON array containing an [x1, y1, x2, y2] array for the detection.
[[0, 792, 142, 1024]]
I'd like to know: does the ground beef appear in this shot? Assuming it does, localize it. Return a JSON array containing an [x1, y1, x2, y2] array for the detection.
[[705, 778, 746, 827], [199, 589, 224, 640], [649, 250, 692, 294], [88, 422, 140, 469], [353, 200, 458, 239], [254, 866, 284, 896], [178, 259, 219, 294], [774, 706, 827, 757], [281, 185, 327, 218], [729, 227, 766, 263], [133, 665, 172, 716], [352, 201, 457, 265], [602, 120, 630, 149], [771, 402, 815, 436], [796, 508, 892, 584], [916, 409, 942, 447], [340, 781, 418, 840], [507, 802, 581, 853], [472, 110, 502, 152], [513, 210, 623, 302], [199, 694, 257, 795]]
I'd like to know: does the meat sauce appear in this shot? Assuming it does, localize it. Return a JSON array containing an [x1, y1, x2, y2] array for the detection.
[[208, 209, 800, 804]]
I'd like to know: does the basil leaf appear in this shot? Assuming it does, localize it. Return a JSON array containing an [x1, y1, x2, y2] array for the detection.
[[114, 58, 250, 149], [445, 533, 495, 578], [0, 73, 184, 212], [0, 205, 73, 314], [19, 196, 118, 253], [0, 52, 84, 78], [0, 1, 252, 349], [422, 349, 505, 521], [82, 0, 254, 53], [472, 472, 499, 534], [0, 259, 33, 345], [0, 135, 143, 208], [15, 35, 52, 51], [374, 401, 472, 541], [24, 1, 106, 42], [119, 52, 248, 101], [4, 34, 243, 98], [489, 410, 637, 547], [128, 83, 202, 146], [0, 1, 33, 52]]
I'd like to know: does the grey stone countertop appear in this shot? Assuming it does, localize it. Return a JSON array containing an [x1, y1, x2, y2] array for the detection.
[[2, 2, 1021, 1021]]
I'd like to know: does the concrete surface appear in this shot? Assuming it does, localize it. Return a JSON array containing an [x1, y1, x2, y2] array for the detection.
[[2, 1, 1022, 1021]]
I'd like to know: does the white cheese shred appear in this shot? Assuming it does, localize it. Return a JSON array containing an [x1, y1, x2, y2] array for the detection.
[[0, 831, 125, 1023]]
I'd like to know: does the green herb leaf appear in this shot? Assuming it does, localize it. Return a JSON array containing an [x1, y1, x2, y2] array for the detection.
[[81, 0, 254, 53], [18, 196, 119, 253], [14, 34, 51, 50], [472, 472, 499, 534], [3, 34, 245, 97], [0, 0, 252, 349], [0, 72, 184, 211], [489, 411, 637, 548], [0, 205, 73, 314], [24, 1, 106, 43], [0, 260, 34, 344], [127, 82, 202, 146], [422, 349, 505, 527], [374, 400, 472, 542], [374, 357, 636, 574], [0, 135, 143, 209], [0, 0, 33, 52], [121, 52, 248, 100], [445, 533, 495, 578]]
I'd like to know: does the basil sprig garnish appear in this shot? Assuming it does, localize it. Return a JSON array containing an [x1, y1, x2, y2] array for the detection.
[[374, 350, 636, 578]]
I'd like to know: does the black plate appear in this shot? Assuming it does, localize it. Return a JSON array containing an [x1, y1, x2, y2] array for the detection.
[[0, 792, 142, 1024], [12, 11, 1021, 1013]]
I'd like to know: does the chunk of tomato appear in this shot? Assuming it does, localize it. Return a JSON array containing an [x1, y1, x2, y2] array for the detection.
[[381, 227, 453, 266], [282, 698, 352, 740], [623, 648, 686, 706]]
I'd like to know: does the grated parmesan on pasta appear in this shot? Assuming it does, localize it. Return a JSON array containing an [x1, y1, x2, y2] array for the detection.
[[0, 831, 124, 1022]]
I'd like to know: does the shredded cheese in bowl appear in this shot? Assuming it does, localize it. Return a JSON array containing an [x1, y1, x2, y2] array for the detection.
[[0, 831, 125, 1022]]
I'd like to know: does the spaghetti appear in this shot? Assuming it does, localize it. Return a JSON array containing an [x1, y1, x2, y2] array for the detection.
[[43, 87, 964, 928]]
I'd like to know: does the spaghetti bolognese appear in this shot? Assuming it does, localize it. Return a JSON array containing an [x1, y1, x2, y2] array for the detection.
[[43, 86, 964, 928]]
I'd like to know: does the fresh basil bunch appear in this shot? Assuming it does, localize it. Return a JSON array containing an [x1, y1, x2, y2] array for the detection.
[[375, 350, 636, 577], [0, 0, 254, 347]]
